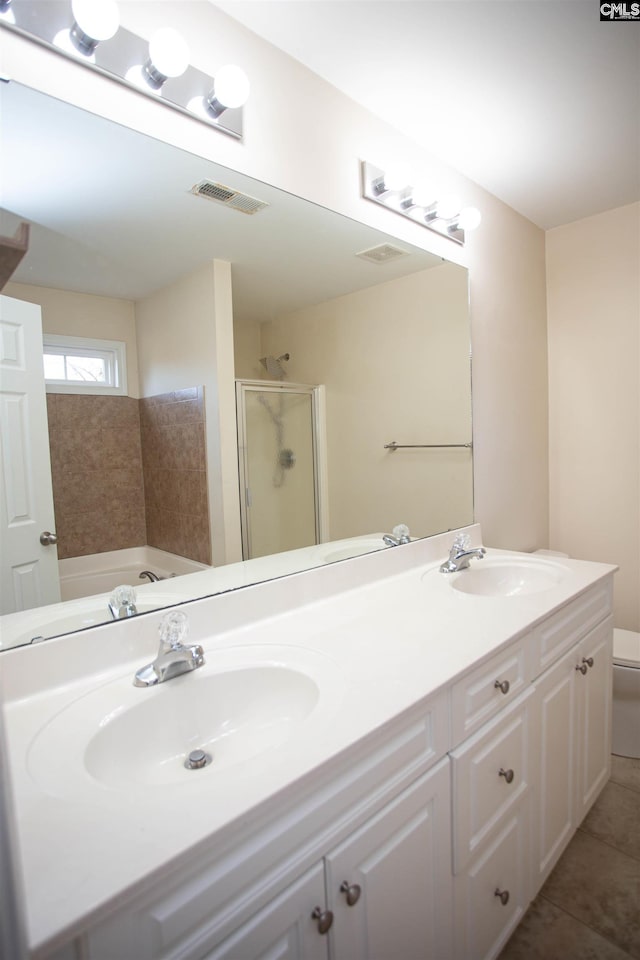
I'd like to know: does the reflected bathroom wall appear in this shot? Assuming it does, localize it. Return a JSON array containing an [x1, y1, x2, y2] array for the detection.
[[46, 393, 146, 558], [253, 261, 473, 538]]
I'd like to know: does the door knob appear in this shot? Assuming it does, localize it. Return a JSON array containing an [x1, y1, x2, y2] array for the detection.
[[499, 767, 515, 784], [40, 531, 58, 546], [494, 679, 510, 695], [340, 881, 362, 906], [582, 656, 594, 669], [494, 888, 510, 906], [311, 906, 334, 935]]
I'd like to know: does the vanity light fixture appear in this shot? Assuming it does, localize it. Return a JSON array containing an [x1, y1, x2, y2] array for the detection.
[[1, 0, 248, 140], [361, 160, 481, 246]]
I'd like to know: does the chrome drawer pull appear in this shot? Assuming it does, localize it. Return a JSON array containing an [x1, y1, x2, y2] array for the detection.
[[311, 906, 334, 934], [499, 767, 515, 784], [494, 679, 510, 695], [494, 888, 510, 906], [576, 662, 588, 675], [340, 881, 362, 906], [582, 656, 594, 669]]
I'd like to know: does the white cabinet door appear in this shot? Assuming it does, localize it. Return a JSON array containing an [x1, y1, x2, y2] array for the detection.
[[575, 617, 613, 821], [202, 863, 328, 960], [0, 295, 60, 614], [325, 758, 452, 960], [532, 644, 578, 888]]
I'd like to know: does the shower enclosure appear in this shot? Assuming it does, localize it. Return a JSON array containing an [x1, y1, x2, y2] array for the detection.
[[235, 381, 327, 560]]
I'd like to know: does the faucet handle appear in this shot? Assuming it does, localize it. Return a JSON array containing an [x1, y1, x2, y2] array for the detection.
[[159, 610, 189, 650], [109, 584, 137, 609], [392, 523, 410, 543], [453, 532, 471, 551]]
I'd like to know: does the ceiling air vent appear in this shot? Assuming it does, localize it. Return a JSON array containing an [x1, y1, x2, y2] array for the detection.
[[356, 243, 410, 264], [191, 180, 269, 215]]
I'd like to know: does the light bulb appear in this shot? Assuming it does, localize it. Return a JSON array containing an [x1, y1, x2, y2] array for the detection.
[[70, 0, 119, 54], [412, 180, 436, 207], [213, 65, 250, 109], [456, 206, 482, 231], [435, 194, 462, 221], [383, 162, 411, 192], [144, 28, 190, 87]]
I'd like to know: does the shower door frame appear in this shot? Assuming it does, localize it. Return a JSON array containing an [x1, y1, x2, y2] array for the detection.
[[235, 380, 329, 561]]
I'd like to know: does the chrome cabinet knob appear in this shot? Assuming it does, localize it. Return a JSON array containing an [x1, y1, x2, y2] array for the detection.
[[494, 679, 510, 695], [39, 530, 58, 546], [340, 881, 362, 906], [576, 662, 588, 675], [582, 656, 594, 669], [499, 767, 515, 784], [311, 906, 334, 935], [494, 888, 510, 906]]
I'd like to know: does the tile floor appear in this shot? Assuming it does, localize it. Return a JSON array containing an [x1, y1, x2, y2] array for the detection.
[[499, 755, 640, 960]]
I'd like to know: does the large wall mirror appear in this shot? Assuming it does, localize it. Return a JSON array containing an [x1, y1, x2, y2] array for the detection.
[[0, 81, 473, 651]]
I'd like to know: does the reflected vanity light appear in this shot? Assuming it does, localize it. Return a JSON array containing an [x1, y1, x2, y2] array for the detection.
[[1, 0, 248, 139], [361, 160, 481, 246]]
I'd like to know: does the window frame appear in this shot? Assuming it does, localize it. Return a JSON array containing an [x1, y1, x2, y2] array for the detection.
[[42, 334, 128, 396]]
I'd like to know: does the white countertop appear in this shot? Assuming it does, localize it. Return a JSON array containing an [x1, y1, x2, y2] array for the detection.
[[1, 527, 616, 952]]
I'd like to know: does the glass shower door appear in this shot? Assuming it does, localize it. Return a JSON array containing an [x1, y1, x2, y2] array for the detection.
[[236, 383, 320, 560]]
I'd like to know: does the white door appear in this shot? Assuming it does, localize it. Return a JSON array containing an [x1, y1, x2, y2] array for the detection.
[[575, 617, 613, 820], [325, 759, 453, 960], [0, 295, 60, 614], [202, 863, 328, 960]]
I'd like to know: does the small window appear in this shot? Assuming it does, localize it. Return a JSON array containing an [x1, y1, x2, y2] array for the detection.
[[43, 335, 127, 396]]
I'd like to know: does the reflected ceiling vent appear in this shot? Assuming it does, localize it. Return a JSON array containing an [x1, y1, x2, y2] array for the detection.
[[191, 180, 269, 215], [356, 243, 410, 264]]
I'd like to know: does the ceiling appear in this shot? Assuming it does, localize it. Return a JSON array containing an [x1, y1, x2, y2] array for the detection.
[[1, 81, 441, 311], [213, 0, 640, 230]]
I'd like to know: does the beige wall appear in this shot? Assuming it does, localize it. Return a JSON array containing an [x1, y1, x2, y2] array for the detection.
[[3, 282, 140, 397], [2, 1, 549, 553], [547, 202, 640, 631], [261, 263, 473, 539], [135, 260, 241, 565]]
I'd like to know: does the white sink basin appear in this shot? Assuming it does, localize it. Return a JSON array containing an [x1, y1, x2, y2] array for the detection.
[[27, 645, 344, 796], [449, 558, 565, 597]]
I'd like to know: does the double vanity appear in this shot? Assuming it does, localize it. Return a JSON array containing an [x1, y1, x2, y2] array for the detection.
[[1, 525, 615, 960]]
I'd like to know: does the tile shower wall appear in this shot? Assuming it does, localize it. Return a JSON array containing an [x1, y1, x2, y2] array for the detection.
[[47, 394, 147, 560], [47, 388, 211, 564], [139, 387, 211, 565]]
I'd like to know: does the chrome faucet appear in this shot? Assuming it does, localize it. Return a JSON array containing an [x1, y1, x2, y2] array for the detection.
[[134, 611, 204, 687], [440, 534, 486, 573], [108, 585, 138, 619], [383, 523, 411, 547], [139, 570, 161, 583]]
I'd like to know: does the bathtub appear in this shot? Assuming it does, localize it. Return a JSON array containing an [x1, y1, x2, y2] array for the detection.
[[59, 546, 210, 601]]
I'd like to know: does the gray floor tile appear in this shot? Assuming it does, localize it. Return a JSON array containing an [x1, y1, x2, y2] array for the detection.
[[611, 755, 640, 794], [498, 895, 633, 960], [541, 829, 640, 958], [581, 780, 640, 860]]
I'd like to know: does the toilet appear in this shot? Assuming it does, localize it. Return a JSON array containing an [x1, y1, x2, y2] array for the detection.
[[612, 628, 640, 759]]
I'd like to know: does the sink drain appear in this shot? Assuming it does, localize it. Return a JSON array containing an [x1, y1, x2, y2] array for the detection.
[[184, 749, 212, 770]]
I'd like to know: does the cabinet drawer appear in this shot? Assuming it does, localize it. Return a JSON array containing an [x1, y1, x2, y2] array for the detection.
[[531, 578, 613, 677], [451, 689, 533, 873], [454, 804, 530, 960], [451, 638, 530, 746]]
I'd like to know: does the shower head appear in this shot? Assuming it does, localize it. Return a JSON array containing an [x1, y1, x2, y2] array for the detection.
[[260, 353, 290, 379]]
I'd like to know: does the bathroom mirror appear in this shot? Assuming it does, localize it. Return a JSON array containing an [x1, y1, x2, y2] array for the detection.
[[0, 81, 473, 650]]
